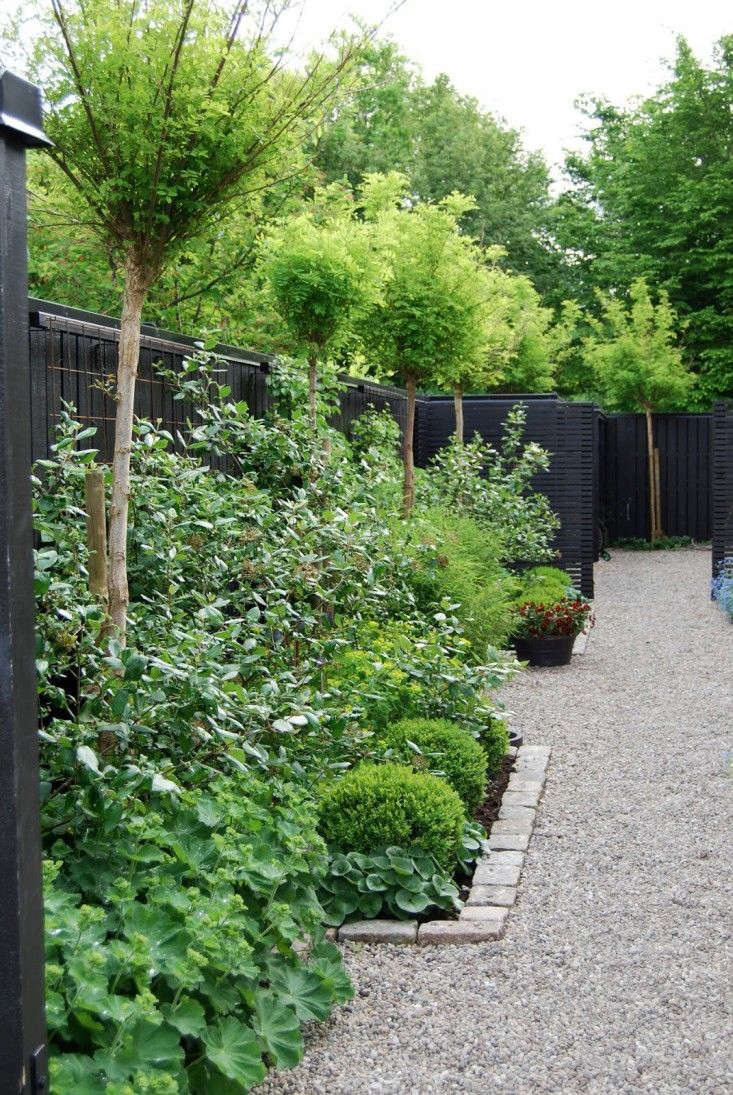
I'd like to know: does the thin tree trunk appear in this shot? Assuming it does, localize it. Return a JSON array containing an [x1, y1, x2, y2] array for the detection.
[[644, 404, 657, 543], [453, 385, 464, 444], [654, 446, 663, 539], [307, 348, 318, 432], [107, 256, 150, 642], [402, 373, 417, 516]]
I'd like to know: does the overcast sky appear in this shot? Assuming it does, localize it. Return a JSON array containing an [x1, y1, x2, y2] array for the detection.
[[285, 0, 730, 179]]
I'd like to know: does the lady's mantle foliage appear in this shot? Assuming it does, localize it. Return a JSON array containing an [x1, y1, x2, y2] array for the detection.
[[45, 771, 351, 1092]]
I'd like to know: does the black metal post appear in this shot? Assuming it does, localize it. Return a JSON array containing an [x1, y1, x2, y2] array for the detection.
[[0, 71, 52, 1094]]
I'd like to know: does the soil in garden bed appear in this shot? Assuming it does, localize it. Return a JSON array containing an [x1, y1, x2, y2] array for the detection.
[[441, 753, 515, 915], [473, 754, 514, 833]]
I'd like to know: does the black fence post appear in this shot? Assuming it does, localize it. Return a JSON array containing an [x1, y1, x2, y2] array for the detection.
[[0, 72, 52, 1093]]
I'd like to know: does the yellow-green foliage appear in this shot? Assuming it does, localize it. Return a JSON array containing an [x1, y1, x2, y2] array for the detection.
[[406, 507, 514, 655], [513, 566, 572, 606], [382, 718, 487, 811], [318, 763, 466, 867]]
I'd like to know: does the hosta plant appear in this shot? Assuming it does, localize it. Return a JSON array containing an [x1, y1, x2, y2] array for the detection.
[[318, 846, 463, 923]]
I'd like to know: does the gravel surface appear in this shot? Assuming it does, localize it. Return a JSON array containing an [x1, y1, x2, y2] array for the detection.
[[260, 549, 732, 1094]]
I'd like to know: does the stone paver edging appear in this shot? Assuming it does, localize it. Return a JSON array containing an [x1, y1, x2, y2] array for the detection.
[[333, 743, 551, 945]]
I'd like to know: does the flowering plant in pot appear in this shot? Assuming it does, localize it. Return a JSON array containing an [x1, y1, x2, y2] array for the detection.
[[512, 597, 593, 667]]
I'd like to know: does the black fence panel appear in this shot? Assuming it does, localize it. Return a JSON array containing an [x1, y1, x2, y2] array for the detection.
[[712, 401, 733, 582], [28, 299, 271, 464], [600, 412, 712, 542], [333, 376, 414, 441]]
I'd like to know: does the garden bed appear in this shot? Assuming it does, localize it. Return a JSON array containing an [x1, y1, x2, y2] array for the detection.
[[332, 743, 550, 945]]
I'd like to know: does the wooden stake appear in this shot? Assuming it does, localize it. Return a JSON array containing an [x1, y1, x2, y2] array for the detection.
[[84, 468, 108, 605]]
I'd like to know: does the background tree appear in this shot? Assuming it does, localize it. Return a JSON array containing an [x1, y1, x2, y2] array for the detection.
[[585, 277, 692, 541], [312, 40, 555, 289], [264, 185, 374, 430], [549, 35, 733, 408], [21, 0, 357, 639], [359, 177, 494, 512]]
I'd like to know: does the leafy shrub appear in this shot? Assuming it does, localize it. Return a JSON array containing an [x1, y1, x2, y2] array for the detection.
[[45, 770, 352, 1093], [477, 716, 510, 777], [512, 565, 573, 606], [404, 507, 515, 654], [612, 534, 694, 551], [318, 763, 465, 868], [323, 617, 516, 734], [381, 717, 487, 811], [419, 404, 559, 564], [318, 846, 462, 923]]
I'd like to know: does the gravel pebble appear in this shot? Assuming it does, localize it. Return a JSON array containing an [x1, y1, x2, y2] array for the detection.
[[259, 550, 732, 1094]]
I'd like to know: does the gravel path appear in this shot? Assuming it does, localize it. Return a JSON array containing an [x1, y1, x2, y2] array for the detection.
[[261, 549, 732, 1094]]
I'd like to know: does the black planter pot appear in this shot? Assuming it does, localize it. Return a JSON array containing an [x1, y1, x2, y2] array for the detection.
[[508, 727, 523, 748], [513, 633, 575, 667]]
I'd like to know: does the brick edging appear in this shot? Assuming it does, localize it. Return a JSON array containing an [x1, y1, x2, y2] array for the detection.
[[333, 743, 551, 945]]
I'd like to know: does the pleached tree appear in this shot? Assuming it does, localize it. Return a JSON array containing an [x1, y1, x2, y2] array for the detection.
[[24, 0, 358, 640]]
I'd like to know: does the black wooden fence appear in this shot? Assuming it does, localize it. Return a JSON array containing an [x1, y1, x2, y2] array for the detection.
[[27, 299, 598, 596], [712, 401, 733, 582], [599, 412, 713, 543]]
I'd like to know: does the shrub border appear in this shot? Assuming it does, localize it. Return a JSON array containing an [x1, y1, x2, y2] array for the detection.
[[333, 742, 551, 945]]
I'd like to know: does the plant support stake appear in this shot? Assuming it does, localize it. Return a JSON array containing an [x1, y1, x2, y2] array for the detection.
[[0, 71, 51, 1093]]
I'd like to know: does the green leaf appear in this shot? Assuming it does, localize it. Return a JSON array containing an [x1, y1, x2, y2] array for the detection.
[[252, 992, 303, 1069], [203, 1017, 266, 1088], [96, 1021, 183, 1081], [394, 888, 432, 914], [76, 745, 100, 773], [162, 996, 206, 1037], [268, 963, 333, 1022], [49, 1054, 107, 1095]]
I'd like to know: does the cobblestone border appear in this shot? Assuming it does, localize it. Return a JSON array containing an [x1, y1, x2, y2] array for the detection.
[[333, 743, 551, 945]]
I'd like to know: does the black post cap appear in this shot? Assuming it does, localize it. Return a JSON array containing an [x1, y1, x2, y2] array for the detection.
[[0, 70, 52, 148]]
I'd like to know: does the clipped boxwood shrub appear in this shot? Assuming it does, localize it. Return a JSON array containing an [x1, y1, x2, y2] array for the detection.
[[318, 763, 465, 868], [382, 717, 487, 812], [478, 716, 509, 777]]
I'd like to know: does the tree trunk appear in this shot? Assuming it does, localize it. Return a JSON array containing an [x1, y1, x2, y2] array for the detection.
[[107, 256, 150, 642], [644, 404, 658, 543], [307, 349, 318, 433], [402, 373, 417, 516], [453, 385, 464, 444], [653, 447, 664, 540]]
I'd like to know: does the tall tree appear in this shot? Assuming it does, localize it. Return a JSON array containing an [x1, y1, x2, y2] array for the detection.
[[358, 176, 493, 512], [22, 0, 356, 639], [264, 184, 375, 430], [585, 278, 692, 541], [312, 41, 554, 288], [550, 36, 733, 408]]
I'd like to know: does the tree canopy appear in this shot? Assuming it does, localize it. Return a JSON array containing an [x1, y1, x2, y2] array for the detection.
[[550, 35, 733, 408]]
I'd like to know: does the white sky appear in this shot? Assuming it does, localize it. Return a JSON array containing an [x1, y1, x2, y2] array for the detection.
[[286, 0, 731, 180]]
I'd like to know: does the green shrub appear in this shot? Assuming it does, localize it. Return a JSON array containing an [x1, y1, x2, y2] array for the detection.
[[404, 507, 515, 654], [512, 565, 572, 608], [382, 717, 487, 811], [318, 763, 465, 867], [478, 716, 509, 776], [522, 565, 572, 588]]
